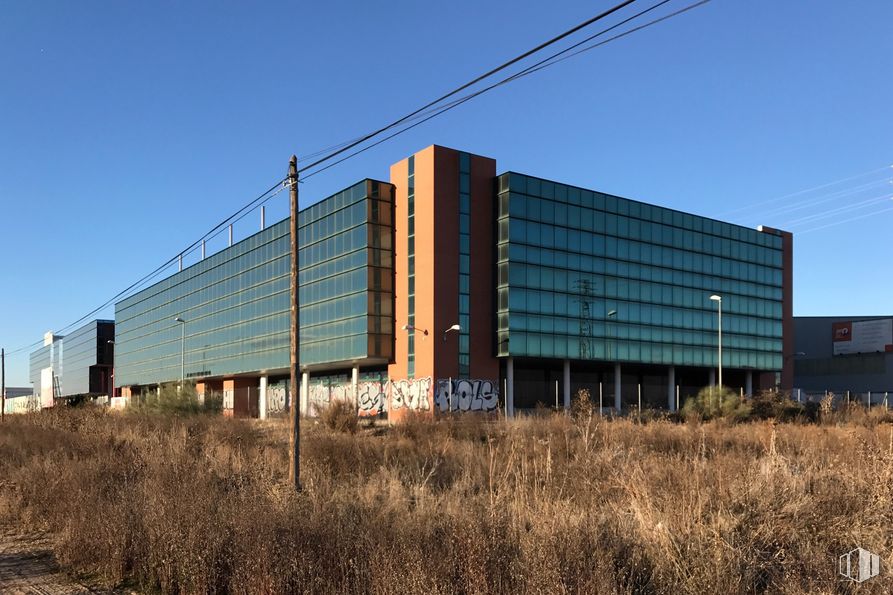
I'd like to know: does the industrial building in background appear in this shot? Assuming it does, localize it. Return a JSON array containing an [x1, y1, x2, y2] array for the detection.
[[30, 145, 794, 418], [794, 316, 893, 401], [28, 320, 115, 406]]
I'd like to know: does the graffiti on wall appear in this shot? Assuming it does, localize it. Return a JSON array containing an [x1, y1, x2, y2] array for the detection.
[[390, 377, 432, 411], [435, 379, 500, 413], [3, 395, 41, 415], [222, 389, 234, 411], [267, 386, 287, 413], [308, 383, 344, 417], [357, 381, 388, 416], [305, 381, 390, 416], [295, 377, 437, 417]]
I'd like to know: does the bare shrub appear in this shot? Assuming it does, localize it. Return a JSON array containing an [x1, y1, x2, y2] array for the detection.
[[128, 381, 217, 416], [320, 399, 358, 433], [570, 387, 593, 421]]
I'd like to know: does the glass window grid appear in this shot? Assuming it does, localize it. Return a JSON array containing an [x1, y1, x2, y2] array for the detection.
[[458, 153, 471, 377], [495, 173, 785, 370], [499, 173, 783, 251], [115, 180, 395, 386], [407, 156, 416, 377]]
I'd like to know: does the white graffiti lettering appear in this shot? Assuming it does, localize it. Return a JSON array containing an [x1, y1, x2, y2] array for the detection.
[[389, 377, 432, 411], [267, 386, 287, 413], [435, 379, 499, 413], [357, 381, 388, 416]]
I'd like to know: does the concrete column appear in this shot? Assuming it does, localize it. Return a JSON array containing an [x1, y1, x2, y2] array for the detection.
[[562, 359, 571, 411], [506, 357, 515, 418], [708, 369, 716, 387], [745, 371, 753, 397], [614, 362, 622, 412], [668, 366, 676, 412], [259, 375, 268, 420], [351, 366, 359, 408], [300, 371, 309, 417]]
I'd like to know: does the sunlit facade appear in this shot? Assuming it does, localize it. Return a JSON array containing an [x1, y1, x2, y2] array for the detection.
[[108, 145, 792, 417], [29, 320, 114, 400], [495, 172, 790, 409], [113, 179, 395, 414]]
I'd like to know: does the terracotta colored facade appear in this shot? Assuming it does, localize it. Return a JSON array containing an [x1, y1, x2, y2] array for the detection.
[[387, 146, 499, 419]]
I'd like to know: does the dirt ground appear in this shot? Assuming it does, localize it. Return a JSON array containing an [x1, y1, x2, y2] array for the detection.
[[0, 526, 106, 594]]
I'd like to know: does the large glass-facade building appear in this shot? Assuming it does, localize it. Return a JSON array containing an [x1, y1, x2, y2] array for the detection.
[[105, 144, 791, 417], [298, 179, 394, 369], [114, 179, 395, 399], [495, 172, 789, 408], [115, 218, 291, 387]]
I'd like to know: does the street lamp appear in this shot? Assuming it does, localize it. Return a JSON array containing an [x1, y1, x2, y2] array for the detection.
[[709, 295, 722, 389], [174, 317, 186, 388], [401, 324, 428, 336], [443, 323, 461, 342], [606, 309, 617, 360], [107, 340, 115, 399]]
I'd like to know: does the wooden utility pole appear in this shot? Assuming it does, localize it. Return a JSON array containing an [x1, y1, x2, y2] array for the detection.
[[1, 348, 5, 422], [288, 156, 301, 491]]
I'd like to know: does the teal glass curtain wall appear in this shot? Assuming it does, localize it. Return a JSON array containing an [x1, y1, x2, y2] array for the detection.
[[496, 172, 784, 371], [115, 179, 394, 387]]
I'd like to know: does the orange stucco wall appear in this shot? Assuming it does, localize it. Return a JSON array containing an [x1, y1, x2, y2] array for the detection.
[[387, 145, 500, 418]]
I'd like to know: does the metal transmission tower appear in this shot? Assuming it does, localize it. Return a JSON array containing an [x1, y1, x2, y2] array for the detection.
[[574, 279, 596, 360]]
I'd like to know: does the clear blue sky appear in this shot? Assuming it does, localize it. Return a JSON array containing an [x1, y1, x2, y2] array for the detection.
[[2, 1, 891, 386]]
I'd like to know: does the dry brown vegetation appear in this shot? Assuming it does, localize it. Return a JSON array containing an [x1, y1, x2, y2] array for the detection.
[[1, 402, 892, 594]]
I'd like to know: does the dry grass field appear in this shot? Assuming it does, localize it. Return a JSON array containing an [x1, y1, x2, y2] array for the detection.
[[1, 399, 892, 594]]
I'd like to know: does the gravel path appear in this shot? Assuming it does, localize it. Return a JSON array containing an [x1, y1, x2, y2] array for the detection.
[[0, 526, 96, 594]]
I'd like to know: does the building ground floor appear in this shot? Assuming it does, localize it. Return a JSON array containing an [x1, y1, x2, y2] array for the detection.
[[118, 358, 776, 420]]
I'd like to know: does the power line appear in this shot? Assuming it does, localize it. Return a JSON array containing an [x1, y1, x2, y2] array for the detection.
[[743, 177, 893, 228], [4, 0, 704, 358], [298, 0, 641, 174], [718, 164, 893, 217], [783, 192, 893, 227], [301, 0, 709, 180], [510, 0, 711, 76], [297, 0, 676, 169], [796, 204, 893, 235], [751, 177, 893, 221], [1, 179, 287, 358]]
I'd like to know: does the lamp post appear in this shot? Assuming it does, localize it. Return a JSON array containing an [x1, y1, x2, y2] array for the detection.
[[401, 324, 428, 336], [606, 309, 617, 360], [709, 295, 722, 389], [106, 340, 115, 399], [442, 324, 461, 412], [174, 317, 186, 388], [443, 323, 461, 342]]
